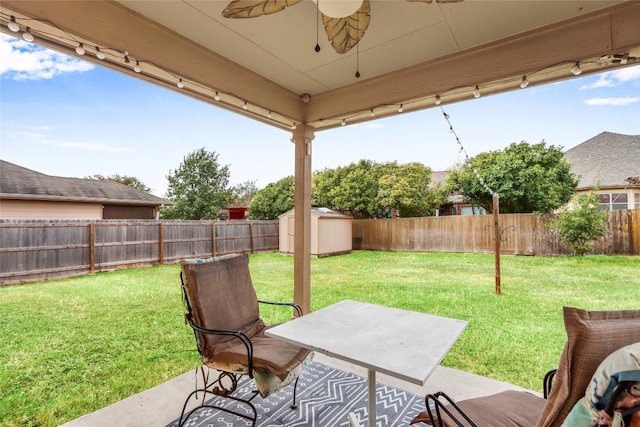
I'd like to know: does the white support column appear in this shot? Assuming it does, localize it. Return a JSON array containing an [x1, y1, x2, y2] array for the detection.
[[292, 124, 314, 315]]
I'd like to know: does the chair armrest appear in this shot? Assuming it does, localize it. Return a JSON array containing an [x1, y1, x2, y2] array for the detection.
[[425, 392, 479, 427], [543, 369, 557, 399], [258, 300, 304, 317], [185, 314, 256, 376]]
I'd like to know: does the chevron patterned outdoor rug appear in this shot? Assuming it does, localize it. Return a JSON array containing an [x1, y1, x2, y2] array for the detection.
[[167, 361, 425, 427]]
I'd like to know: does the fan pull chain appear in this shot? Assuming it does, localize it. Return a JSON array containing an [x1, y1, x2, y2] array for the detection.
[[355, 13, 360, 78], [315, 2, 321, 52]]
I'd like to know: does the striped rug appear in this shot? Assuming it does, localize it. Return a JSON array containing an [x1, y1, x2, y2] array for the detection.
[[167, 361, 425, 426]]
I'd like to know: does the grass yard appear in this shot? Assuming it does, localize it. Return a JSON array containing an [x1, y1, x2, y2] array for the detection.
[[1, 251, 639, 426]]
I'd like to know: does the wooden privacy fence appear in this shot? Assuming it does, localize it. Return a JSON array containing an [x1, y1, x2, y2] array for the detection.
[[2, 211, 637, 286], [0, 220, 279, 285], [352, 209, 639, 256]]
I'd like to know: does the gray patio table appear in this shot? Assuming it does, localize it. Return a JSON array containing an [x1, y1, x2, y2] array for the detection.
[[265, 299, 468, 427]]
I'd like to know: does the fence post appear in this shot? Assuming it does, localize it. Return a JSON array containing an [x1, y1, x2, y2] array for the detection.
[[212, 223, 217, 256], [249, 222, 255, 254], [89, 223, 95, 274], [493, 194, 501, 296], [158, 222, 164, 265]]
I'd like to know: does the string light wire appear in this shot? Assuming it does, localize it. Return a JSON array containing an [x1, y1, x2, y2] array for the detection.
[[439, 106, 497, 197]]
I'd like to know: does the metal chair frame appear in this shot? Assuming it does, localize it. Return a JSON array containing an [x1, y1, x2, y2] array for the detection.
[[177, 272, 305, 427], [424, 369, 557, 427]]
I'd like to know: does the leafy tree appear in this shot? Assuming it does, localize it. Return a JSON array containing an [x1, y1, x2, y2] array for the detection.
[[161, 148, 231, 220], [550, 191, 608, 256], [377, 162, 442, 217], [312, 160, 441, 218], [313, 160, 381, 218], [230, 180, 259, 207], [86, 174, 152, 193], [249, 176, 295, 220], [447, 141, 578, 213]]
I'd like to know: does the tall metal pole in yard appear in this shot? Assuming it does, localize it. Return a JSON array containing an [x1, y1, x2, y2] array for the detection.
[[438, 107, 502, 295], [493, 194, 501, 296]]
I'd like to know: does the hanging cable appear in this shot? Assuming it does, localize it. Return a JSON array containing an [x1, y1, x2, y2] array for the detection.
[[439, 106, 497, 197], [315, 2, 321, 53]]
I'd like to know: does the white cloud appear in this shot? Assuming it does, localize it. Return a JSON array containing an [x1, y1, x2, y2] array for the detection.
[[581, 64, 640, 90], [584, 97, 640, 106], [0, 34, 93, 80], [613, 65, 640, 82], [7, 128, 135, 152], [60, 141, 136, 152]]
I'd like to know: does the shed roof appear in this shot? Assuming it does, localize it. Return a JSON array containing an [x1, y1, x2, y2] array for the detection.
[[0, 160, 172, 206], [564, 132, 640, 190], [279, 207, 352, 219]]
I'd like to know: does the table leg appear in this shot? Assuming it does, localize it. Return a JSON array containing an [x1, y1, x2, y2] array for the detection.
[[368, 369, 376, 427]]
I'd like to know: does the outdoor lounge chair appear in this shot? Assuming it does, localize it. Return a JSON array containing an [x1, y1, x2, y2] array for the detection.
[[177, 253, 313, 427], [411, 306, 640, 427]]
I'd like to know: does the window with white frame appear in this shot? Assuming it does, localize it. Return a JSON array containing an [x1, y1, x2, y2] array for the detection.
[[598, 193, 629, 211]]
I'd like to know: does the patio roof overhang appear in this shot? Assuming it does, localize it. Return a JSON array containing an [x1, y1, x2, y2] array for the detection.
[[2, 0, 639, 312]]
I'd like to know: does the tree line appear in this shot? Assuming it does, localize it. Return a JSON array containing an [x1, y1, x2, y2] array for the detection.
[[91, 142, 608, 255], [90, 142, 579, 219]]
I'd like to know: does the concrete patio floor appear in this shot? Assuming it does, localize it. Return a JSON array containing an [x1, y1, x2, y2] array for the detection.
[[61, 353, 536, 427]]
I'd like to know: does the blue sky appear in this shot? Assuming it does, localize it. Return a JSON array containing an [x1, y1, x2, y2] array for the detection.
[[1, 33, 639, 197]]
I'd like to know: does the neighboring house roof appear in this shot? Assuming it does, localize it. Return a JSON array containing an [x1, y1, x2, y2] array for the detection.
[[0, 160, 172, 206], [564, 132, 640, 190], [279, 207, 352, 219], [430, 170, 464, 204]]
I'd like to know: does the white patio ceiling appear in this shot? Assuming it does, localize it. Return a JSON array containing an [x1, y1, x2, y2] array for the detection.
[[1, 1, 639, 131]]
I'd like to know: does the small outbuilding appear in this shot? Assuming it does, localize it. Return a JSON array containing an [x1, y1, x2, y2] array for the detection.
[[279, 207, 352, 257]]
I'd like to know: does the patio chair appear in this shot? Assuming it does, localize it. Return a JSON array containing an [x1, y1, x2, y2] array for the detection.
[[411, 306, 640, 427], [177, 253, 313, 427]]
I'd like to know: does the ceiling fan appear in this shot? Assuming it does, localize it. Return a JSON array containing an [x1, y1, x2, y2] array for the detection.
[[222, 0, 463, 54]]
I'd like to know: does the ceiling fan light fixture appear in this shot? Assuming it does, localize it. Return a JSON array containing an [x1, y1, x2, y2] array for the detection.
[[313, 0, 363, 18]]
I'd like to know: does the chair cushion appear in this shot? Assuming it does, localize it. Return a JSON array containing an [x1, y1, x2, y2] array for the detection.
[[181, 253, 264, 350], [204, 324, 311, 379], [207, 325, 313, 397], [181, 253, 313, 398], [535, 307, 640, 427], [412, 390, 545, 427]]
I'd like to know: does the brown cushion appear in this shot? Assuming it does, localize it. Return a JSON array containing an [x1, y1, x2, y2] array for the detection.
[[535, 307, 640, 427], [413, 390, 544, 427], [180, 253, 311, 382], [181, 253, 264, 351], [213, 325, 311, 381]]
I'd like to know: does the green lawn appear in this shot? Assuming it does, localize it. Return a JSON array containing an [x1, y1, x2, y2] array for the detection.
[[1, 251, 639, 426]]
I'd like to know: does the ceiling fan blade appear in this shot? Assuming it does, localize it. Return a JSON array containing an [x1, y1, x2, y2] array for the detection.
[[406, 0, 464, 3], [322, 0, 371, 54], [222, 0, 303, 18]]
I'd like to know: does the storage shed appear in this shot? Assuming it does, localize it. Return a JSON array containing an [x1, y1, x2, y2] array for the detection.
[[279, 208, 352, 257]]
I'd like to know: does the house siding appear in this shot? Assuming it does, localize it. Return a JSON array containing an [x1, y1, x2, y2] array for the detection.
[[0, 200, 102, 220]]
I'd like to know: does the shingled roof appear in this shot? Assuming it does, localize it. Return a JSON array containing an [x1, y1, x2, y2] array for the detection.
[[564, 132, 640, 190], [0, 160, 171, 206]]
